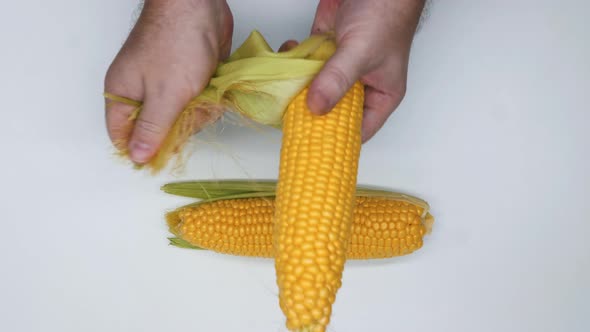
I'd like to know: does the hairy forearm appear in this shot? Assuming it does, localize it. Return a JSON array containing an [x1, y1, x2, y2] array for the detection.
[[137, 0, 228, 25]]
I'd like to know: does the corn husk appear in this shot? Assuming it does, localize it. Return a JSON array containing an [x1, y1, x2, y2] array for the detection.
[[104, 30, 336, 173]]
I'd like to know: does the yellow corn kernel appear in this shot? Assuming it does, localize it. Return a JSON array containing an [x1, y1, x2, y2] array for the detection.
[[167, 196, 433, 259], [273, 82, 364, 332]]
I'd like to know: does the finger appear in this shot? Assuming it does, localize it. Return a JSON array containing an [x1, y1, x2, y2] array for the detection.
[[278, 40, 299, 52], [360, 85, 406, 143], [104, 66, 143, 151], [306, 42, 369, 115], [218, 1, 234, 60], [310, 0, 341, 35], [127, 84, 196, 164], [105, 99, 138, 151]]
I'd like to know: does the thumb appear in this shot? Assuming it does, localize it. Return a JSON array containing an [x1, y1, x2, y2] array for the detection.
[[306, 41, 368, 115], [278, 39, 299, 52]]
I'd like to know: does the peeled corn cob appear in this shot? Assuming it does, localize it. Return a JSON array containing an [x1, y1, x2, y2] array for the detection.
[[166, 195, 434, 259], [273, 82, 364, 332]]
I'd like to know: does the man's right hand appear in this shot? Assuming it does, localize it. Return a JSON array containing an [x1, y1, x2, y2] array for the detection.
[[104, 0, 233, 164]]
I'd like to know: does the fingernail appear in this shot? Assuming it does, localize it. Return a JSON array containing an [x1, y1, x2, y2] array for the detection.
[[130, 141, 152, 163]]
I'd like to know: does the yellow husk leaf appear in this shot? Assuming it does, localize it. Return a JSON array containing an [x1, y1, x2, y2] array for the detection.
[[104, 30, 335, 173]]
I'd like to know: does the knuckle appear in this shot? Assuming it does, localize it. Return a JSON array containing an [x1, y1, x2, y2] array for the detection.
[[103, 64, 143, 101], [178, 78, 203, 99], [105, 103, 136, 144], [108, 125, 127, 141], [150, 76, 202, 102], [324, 65, 352, 96], [135, 118, 164, 137], [391, 80, 407, 101], [104, 61, 120, 85]]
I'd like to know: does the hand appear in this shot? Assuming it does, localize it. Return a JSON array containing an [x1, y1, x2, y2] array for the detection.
[[305, 0, 425, 142], [104, 0, 233, 164]]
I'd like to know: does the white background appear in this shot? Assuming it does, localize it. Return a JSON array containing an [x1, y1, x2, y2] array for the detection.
[[0, 1, 588, 331]]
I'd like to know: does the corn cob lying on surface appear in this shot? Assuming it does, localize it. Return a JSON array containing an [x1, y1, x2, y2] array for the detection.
[[163, 180, 434, 260]]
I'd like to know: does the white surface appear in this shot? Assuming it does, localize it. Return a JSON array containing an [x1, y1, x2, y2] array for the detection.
[[1, 1, 589, 331]]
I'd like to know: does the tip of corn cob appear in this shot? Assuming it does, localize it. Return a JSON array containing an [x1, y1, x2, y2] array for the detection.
[[165, 209, 181, 236], [166, 209, 204, 250], [424, 212, 435, 234]]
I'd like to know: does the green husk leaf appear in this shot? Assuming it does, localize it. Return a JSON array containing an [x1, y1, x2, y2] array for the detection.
[[227, 30, 330, 61], [162, 179, 431, 216], [168, 237, 204, 250], [161, 179, 279, 200], [196, 30, 336, 127], [354, 187, 431, 214], [178, 191, 277, 208]]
